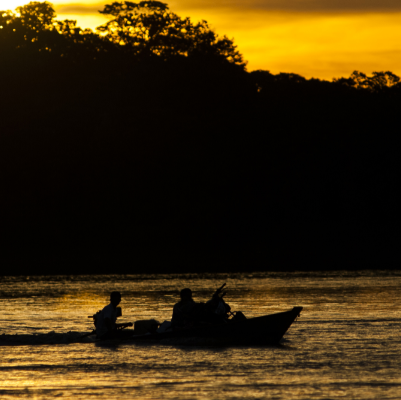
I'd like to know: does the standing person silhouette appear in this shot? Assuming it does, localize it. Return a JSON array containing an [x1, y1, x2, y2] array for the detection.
[[95, 291, 133, 340]]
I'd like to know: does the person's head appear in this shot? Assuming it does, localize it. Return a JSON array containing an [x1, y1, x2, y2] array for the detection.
[[180, 288, 192, 301], [110, 291, 121, 307]]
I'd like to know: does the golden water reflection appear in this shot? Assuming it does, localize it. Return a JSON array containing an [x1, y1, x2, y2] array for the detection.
[[1, 272, 401, 399]]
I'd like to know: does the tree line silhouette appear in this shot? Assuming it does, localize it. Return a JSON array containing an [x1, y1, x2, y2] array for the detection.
[[1, 2, 400, 274]]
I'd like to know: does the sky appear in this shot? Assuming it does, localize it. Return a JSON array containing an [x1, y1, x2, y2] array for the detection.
[[4, 0, 401, 80]]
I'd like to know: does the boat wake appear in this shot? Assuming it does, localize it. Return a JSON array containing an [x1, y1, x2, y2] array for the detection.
[[0, 331, 95, 346]]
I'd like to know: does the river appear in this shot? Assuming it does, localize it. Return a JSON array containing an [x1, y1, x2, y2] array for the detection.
[[1, 271, 400, 399]]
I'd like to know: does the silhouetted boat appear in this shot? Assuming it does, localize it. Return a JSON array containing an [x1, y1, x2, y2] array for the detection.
[[127, 306, 302, 345]]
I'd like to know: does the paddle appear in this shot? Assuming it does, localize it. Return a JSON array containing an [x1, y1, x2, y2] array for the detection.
[[217, 283, 226, 293], [213, 283, 226, 299]]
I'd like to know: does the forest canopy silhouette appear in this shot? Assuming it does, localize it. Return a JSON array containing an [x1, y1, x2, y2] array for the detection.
[[1, 2, 400, 274], [0, 1, 245, 67]]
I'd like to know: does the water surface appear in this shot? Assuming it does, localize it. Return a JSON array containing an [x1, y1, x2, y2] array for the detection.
[[1, 271, 400, 399]]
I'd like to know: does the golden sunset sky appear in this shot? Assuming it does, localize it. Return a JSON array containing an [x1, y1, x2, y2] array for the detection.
[[4, 0, 401, 79]]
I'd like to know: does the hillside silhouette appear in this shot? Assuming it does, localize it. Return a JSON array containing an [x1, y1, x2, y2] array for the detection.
[[1, 2, 400, 275]]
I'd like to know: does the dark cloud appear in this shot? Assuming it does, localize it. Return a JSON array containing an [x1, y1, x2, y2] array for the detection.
[[174, 0, 401, 13], [55, 0, 401, 15], [55, 3, 105, 15]]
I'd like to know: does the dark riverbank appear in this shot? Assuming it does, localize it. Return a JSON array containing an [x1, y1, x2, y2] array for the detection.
[[1, 3, 400, 275], [2, 63, 400, 275]]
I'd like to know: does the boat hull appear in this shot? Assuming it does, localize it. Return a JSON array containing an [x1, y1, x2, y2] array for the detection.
[[129, 307, 302, 346]]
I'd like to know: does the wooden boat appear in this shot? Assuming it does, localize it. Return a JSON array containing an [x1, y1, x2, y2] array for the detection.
[[127, 307, 302, 346]]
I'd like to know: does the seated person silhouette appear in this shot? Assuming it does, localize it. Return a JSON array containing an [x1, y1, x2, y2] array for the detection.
[[171, 288, 198, 329], [171, 285, 232, 329], [95, 291, 133, 340]]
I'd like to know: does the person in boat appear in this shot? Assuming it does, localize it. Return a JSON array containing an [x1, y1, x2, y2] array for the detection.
[[95, 291, 133, 340], [203, 284, 232, 323], [171, 288, 199, 329], [171, 285, 232, 329]]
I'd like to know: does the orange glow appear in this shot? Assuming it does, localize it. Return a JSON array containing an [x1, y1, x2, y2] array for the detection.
[[1, 0, 27, 9], [5, 1, 401, 80]]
